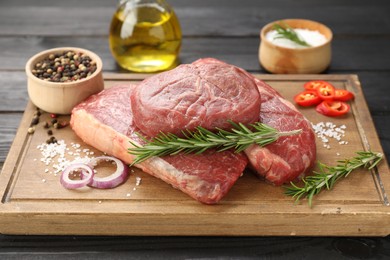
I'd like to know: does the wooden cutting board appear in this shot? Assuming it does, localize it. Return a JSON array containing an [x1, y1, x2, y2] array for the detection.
[[1, 74, 389, 236]]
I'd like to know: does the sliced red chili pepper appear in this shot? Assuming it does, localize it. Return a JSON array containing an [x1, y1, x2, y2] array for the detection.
[[316, 82, 335, 100], [294, 90, 322, 107], [334, 89, 355, 101], [316, 100, 350, 117], [304, 80, 331, 91]]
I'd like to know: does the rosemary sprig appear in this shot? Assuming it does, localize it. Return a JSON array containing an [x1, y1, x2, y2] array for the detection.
[[128, 121, 302, 165], [273, 23, 311, 47], [285, 151, 383, 207]]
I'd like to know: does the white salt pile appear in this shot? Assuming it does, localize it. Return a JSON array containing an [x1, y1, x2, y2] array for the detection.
[[266, 28, 327, 49]]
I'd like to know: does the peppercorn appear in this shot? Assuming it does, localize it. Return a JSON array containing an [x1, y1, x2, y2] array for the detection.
[[28, 127, 35, 134], [47, 130, 53, 135], [31, 50, 97, 83], [43, 122, 50, 129], [34, 109, 41, 117], [30, 116, 39, 126], [51, 118, 58, 124], [46, 136, 57, 144]]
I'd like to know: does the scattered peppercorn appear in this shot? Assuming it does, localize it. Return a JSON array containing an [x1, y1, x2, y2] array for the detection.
[[46, 136, 57, 144], [34, 110, 41, 117], [30, 116, 40, 126], [31, 50, 97, 83], [28, 127, 35, 134], [52, 120, 69, 129], [27, 109, 68, 143]]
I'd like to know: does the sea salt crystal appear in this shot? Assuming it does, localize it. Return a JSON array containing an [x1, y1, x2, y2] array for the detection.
[[311, 121, 348, 149], [37, 140, 95, 175], [135, 177, 142, 186], [266, 28, 327, 49]]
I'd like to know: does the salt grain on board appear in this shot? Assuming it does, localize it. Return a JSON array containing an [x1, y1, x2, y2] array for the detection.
[[37, 140, 95, 175], [136, 177, 142, 186], [37, 140, 138, 194], [311, 121, 348, 151]]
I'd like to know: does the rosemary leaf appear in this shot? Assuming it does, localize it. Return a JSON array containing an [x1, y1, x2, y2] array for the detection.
[[284, 151, 383, 207], [273, 23, 311, 47], [128, 121, 302, 165]]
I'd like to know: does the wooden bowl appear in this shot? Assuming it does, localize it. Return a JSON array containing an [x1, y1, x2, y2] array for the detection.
[[259, 19, 333, 74], [25, 47, 104, 114]]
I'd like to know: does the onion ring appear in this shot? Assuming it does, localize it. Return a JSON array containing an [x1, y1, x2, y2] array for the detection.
[[84, 156, 129, 189], [60, 163, 94, 189]]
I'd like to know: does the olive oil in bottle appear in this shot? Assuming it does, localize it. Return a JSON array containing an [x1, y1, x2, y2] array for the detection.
[[109, 0, 182, 72]]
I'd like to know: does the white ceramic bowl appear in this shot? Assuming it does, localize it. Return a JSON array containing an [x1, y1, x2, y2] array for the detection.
[[25, 47, 104, 114], [259, 19, 333, 74]]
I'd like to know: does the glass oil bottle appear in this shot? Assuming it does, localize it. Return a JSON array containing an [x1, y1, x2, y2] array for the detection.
[[109, 0, 182, 72]]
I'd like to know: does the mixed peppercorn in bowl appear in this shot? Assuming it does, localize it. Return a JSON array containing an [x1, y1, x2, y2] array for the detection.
[[25, 47, 104, 114]]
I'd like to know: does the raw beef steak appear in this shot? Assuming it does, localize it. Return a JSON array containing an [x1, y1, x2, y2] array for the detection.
[[130, 58, 261, 137], [245, 78, 316, 185], [188, 58, 316, 185], [71, 58, 316, 204], [70, 85, 248, 204]]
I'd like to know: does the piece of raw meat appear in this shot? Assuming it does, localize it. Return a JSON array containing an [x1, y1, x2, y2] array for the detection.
[[249, 77, 316, 185], [188, 58, 316, 185], [130, 58, 261, 137], [70, 85, 248, 204], [71, 58, 316, 204]]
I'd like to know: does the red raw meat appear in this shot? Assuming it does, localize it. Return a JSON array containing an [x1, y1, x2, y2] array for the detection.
[[245, 77, 316, 185], [189, 59, 316, 185], [130, 58, 261, 137], [70, 85, 248, 204], [70, 58, 316, 204]]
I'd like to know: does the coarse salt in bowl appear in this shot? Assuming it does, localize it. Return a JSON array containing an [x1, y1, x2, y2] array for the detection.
[[265, 28, 327, 49], [25, 47, 104, 115], [259, 19, 333, 74]]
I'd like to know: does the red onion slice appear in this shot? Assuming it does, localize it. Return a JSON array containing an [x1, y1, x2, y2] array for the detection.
[[85, 156, 129, 189], [61, 163, 94, 189]]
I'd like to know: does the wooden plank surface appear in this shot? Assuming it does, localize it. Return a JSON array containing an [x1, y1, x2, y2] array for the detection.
[[1, 74, 389, 236]]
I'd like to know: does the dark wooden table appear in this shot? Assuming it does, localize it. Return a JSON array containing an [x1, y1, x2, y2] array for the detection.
[[1, 0, 389, 258]]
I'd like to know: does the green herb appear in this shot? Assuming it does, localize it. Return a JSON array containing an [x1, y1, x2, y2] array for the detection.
[[285, 151, 383, 207], [128, 121, 302, 165], [273, 23, 311, 47]]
